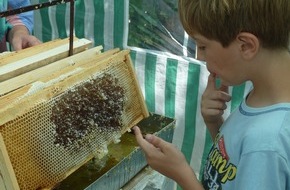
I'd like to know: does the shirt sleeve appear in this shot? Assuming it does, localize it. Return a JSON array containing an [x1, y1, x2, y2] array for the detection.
[[7, 0, 34, 34], [235, 151, 289, 190]]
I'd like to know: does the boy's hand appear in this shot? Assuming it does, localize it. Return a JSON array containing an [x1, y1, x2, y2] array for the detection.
[[134, 126, 203, 190], [201, 73, 231, 137]]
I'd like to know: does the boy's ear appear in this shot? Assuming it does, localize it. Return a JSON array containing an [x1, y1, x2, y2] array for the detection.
[[236, 32, 259, 60]]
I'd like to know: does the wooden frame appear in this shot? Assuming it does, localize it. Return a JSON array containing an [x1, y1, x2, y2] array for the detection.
[[0, 40, 149, 190]]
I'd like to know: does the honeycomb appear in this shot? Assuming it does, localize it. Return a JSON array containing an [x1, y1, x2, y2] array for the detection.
[[51, 73, 125, 149], [0, 50, 148, 190]]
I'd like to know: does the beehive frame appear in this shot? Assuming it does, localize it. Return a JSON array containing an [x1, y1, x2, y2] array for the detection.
[[0, 49, 149, 190]]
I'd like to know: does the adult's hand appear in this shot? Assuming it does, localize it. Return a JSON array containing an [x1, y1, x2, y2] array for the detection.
[[8, 25, 41, 51]]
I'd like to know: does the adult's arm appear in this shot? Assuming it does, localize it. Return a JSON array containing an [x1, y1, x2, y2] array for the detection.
[[6, 0, 41, 50]]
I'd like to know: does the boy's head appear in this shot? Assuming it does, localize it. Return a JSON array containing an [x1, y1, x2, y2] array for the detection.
[[178, 0, 290, 50]]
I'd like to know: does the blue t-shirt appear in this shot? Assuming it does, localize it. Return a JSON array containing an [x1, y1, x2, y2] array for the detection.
[[202, 97, 290, 190]]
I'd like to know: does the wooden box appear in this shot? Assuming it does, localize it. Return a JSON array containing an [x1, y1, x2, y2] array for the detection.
[[0, 39, 149, 190]]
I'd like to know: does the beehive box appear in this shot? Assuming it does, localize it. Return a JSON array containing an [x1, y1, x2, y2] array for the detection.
[[54, 113, 176, 190], [0, 40, 149, 190]]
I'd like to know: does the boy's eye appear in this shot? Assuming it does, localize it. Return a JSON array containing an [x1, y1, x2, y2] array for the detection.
[[198, 46, 206, 51]]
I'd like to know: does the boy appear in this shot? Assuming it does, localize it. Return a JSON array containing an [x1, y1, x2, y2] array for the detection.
[[0, 0, 41, 52], [134, 0, 290, 189]]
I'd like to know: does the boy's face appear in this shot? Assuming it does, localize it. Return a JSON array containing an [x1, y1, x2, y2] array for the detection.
[[193, 34, 247, 86]]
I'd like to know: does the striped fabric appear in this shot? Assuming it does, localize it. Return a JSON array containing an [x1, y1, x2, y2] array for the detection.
[[31, 0, 248, 189]]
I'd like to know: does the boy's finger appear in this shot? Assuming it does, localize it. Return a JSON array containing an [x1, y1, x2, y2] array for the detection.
[[206, 73, 217, 90], [220, 84, 229, 94], [133, 126, 144, 142], [146, 134, 167, 151], [133, 126, 152, 151], [219, 85, 232, 102]]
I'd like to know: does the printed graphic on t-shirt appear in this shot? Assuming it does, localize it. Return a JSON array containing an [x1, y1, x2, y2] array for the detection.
[[202, 134, 237, 190]]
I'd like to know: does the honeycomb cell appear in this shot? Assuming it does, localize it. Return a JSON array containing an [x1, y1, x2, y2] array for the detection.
[[50, 73, 125, 149]]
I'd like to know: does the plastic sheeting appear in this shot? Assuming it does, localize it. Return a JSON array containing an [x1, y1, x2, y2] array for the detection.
[[128, 0, 196, 58]]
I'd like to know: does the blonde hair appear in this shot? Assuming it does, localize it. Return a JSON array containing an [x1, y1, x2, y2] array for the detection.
[[179, 0, 290, 49]]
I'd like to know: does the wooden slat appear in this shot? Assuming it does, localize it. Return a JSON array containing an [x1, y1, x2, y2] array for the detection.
[[125, 54, 149, 122], [0, 38, 76, 66], [0, 38, 92, 82], [0, 48, 121, 108], [39, 48, 120, 83], [0, 133, 20, 190]]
